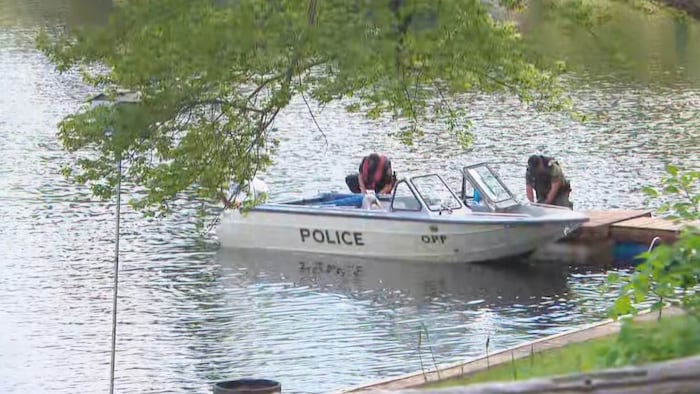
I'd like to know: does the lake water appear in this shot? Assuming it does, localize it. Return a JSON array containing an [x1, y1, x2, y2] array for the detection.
[[1, 1, 699, 393]]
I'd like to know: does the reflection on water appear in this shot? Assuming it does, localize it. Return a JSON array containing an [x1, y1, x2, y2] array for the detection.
[[0, 0, 112, 28], [0, 0, 698, 393], [207, 250, 617, 393], [218, 249, 572, 307], [521, 0, 700, 87]]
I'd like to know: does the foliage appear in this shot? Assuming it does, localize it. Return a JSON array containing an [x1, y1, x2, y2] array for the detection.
[[641, 163, 700, 224], [608, 230, 700, 317], [608, 164, 700, 320], [35, 0, 598, 216], [540, 0, 696, 26], [603, 314, 700, 368], [534, 0, 693, 32], [36, 0, 692, 216], [600, 162, 699, 377]]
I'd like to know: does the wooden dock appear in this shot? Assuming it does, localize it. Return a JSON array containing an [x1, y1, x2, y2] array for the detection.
[[570, 210, 653, 242], [610, 216, 686, 245], [568, 210, 691, 245]]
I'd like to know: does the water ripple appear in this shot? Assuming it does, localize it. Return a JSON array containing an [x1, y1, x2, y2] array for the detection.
[[2, 2, 700, 393]]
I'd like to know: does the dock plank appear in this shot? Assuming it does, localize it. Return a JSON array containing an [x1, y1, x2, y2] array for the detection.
[[610, 216, 697, 245], [613, 217, 678, 230], [574, 210, 653, 242]]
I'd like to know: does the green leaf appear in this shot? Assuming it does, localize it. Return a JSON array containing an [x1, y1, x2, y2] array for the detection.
[[641, 186, 659, 198], [607, 272, 621, 283], [664, 185, 680, 194], [611, 294, 635, 319], [666, 164, 679, 177]]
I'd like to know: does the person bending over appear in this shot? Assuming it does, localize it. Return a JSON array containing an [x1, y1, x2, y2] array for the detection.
[[345, 153, 396, 194], [525, 154, 573, 209]]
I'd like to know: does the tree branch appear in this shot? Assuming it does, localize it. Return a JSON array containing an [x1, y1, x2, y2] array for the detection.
[[298, 74, 329, 152], [179, 98, 265, 115], [246, 58, 326, 101]]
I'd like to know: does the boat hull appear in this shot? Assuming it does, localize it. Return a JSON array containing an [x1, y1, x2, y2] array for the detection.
[[215, 209, 585, 264]]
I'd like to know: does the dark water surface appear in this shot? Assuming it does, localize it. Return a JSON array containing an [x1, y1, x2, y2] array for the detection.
[[1, 1, 699, 393]]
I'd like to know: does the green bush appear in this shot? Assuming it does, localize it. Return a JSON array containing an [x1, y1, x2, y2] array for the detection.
[[608, 230, 700, 318], [641, 163, 699, 224], [603, 163, 700, 371], [608, 163, 700, 319], [601, 314, 700, 368]]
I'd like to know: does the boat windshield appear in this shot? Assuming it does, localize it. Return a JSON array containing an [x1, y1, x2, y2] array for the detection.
[[466, 165, 512, 202], [411, 174, 462, 210]]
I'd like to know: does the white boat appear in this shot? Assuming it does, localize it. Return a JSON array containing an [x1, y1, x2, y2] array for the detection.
[[215, 162, 589, 264]]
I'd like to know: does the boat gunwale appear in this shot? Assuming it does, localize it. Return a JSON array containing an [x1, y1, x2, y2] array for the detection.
[[232, 203, 590, 226]]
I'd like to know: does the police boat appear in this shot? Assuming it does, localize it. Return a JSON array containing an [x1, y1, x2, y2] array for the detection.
[[215, 162, 589, 264]]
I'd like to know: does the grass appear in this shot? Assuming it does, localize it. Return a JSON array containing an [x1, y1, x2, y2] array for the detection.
[[425, 314, 700, 389]]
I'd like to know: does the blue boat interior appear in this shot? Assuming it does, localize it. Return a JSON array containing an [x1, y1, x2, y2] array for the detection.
[[283, 192, 392, 208]]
